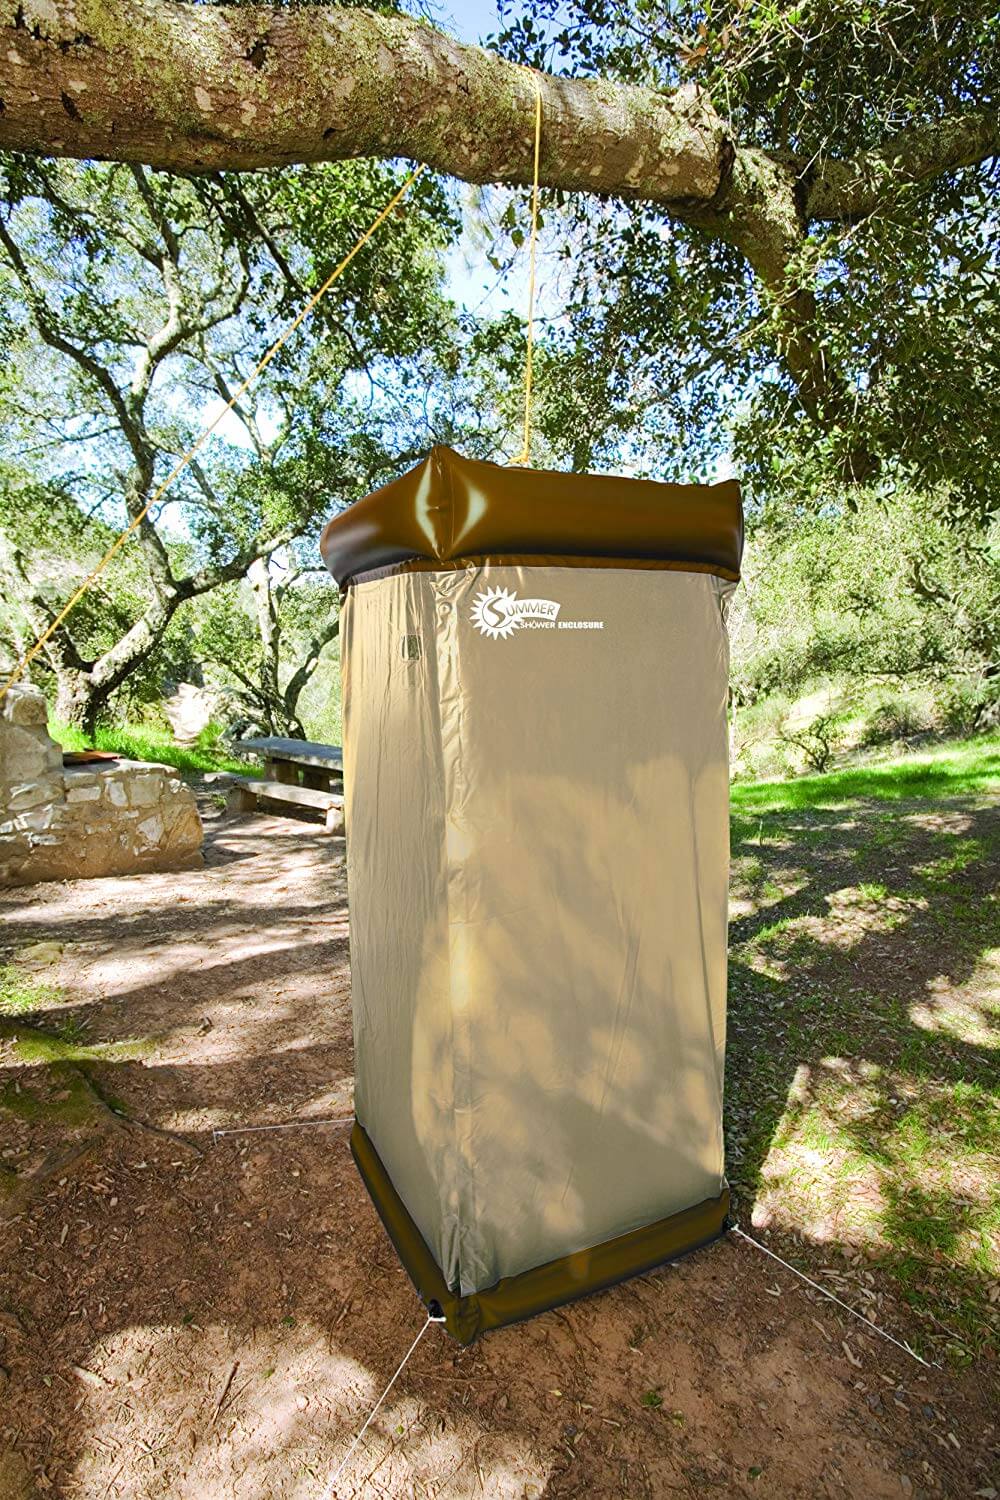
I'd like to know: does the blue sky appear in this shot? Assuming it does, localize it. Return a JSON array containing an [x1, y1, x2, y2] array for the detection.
[[438, 0, 526, 318], [441, 0, 505, 44]]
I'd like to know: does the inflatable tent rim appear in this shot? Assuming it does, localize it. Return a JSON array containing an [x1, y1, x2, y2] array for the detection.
[[352, 1121, 730, 1346], [320, 445, 743, 589]]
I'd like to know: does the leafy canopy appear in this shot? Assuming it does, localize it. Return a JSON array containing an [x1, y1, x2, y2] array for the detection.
[[495, 0, 1000, 518]]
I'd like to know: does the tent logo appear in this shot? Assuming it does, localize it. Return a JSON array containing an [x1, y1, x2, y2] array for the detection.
[[469, 587, 561, 639]]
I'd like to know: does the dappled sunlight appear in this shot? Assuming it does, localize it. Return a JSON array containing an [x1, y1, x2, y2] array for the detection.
[[910, 951, 1000, 1050], [726, 787, 998, 1363], [902, 809, 976, 837], [746, 887, 923, 979], [728, 856, 809, 923], [67, 1317, 549, 1499], [2, 788, 999, 1492], [750, 1053, 1000, 1277], [912, 836, 987, 883]]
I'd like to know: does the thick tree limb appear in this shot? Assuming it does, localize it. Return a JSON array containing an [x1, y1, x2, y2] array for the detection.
[[283, 613, 340, 723], [0, 0, 728, 205], [3, 2, 994, 233], [1, 0, 995, 505], [806, 109, 1000, 223]]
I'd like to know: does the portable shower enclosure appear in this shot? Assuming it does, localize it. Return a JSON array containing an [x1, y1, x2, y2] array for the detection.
[[321, 447, 743, 1344]]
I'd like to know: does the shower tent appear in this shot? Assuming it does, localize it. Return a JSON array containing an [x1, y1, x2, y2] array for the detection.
[[320, 447, 743, 1344]]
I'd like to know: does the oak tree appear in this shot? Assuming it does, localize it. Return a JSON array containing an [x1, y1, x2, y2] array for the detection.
[[0, 0, 996, 510]]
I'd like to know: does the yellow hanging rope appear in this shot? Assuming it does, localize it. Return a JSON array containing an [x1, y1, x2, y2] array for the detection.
[[513, 70, 543, 467], [0, 164, 426, 709]]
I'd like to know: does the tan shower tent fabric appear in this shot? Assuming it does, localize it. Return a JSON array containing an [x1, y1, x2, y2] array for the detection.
[[321, 447, 743, 1344]]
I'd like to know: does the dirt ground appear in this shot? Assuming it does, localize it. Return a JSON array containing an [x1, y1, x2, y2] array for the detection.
[[0, 795, 997, 1499]]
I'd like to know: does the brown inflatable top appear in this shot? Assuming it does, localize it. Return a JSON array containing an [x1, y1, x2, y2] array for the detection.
[[319, 445, 743, 587]]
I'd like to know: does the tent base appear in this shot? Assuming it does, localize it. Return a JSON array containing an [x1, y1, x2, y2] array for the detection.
[[351, 1121, 730, 1345]]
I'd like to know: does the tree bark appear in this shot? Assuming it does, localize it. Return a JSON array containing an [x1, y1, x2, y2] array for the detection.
[[51, 669, 94, 731], [0, 1, 728, 202], [1, 2, 993, 230]]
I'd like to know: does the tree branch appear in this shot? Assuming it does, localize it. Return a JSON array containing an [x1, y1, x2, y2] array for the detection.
[[4, 2, 994, 231], [0, 526, 93, 675], [806, 108, 1000, 223], [3, 0, 994, 497], [0, 212, 139, 442], [283, 613, 340, 721], [177, 522, 301, 601], [0, 0, 728, 205]]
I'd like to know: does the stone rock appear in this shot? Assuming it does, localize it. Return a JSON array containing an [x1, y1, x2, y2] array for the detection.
[[2, 727, 61, 784], [128, 776, 163, 806], [136, 813, 165, 846], [13, 808, 54, 833], [66, 784, 102, 803], [4, 682, 48, 727], [15, 941, 63, 965], [163, 681, 216, 744], [7, 784, 51, 811], [1, 691, 204, 887]]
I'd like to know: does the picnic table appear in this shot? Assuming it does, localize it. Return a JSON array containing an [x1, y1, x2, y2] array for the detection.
[[227, 736, 345, 834]]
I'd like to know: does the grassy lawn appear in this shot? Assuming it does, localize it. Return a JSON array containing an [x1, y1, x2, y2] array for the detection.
[[49, 719, 255, 777], [727, 741, 999, 1365], [731, 733, 999, 814]]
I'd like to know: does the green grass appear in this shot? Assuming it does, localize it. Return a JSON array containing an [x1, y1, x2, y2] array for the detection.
[[0, 1069, 101, 1129], [732, 734, 999, 814], [0, 964, 62, 1017], [727, 758, 999, 1364], [0, 964, 154, 1136], [0, 965, 153, 1065], [49, 719, 255, 776]]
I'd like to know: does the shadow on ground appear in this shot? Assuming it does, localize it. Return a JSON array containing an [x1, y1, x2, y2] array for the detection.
[[0, 794, 996, 1498]]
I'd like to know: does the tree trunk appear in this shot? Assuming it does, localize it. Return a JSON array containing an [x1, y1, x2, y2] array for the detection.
[[52, 668, 103, 734]]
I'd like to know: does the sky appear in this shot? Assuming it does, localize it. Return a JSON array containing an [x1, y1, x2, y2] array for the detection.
[[439, 0, 527, 319], [441, 0, 506, 46]]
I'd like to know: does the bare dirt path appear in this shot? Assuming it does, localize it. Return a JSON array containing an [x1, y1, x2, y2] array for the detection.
[[0, 798, 996, 1498]]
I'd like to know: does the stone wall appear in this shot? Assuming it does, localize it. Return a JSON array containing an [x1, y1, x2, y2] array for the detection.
[[0, 682, 203, 888]]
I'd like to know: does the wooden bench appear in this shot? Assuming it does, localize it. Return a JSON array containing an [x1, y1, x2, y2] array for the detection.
[[226, 777, 345, 835]]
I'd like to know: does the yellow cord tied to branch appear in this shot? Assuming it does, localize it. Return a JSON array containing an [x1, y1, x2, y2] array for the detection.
[[513, 69, 543, 468], [0, 164, 426, 709]]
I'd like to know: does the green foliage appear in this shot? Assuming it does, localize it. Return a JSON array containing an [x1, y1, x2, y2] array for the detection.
[[730, 486, 1000, 717], [0, 153, 459, 725], [496, 0, 1000, 517], [0, 474, 201, 712], [0, 965, 62, 1017], [2, 6, 997, 733]]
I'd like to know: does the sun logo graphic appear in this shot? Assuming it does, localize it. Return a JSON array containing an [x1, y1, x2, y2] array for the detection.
[[469, 587, 560, 639], [470, 587, 521, 639]]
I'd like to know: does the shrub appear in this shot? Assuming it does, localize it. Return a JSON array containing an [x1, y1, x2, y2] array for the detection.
[[939, 676, 1000, 736], [862, 696, 931, 747]]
